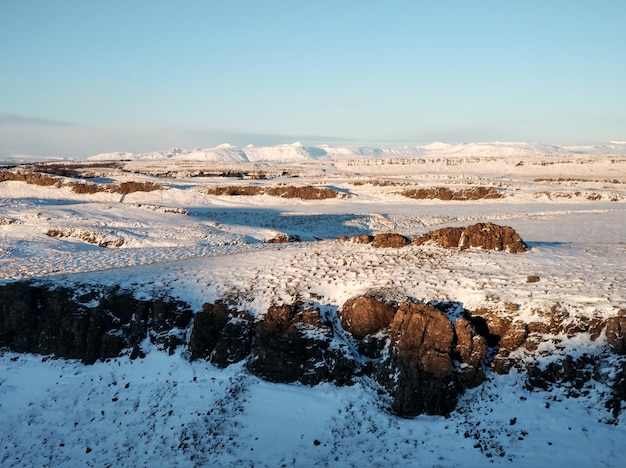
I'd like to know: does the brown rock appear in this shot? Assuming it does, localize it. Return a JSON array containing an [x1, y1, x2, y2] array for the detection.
[[339, 295, 397, 339], [372, 233, 410, 248], [350, 234, 374, 244], [267, 234, 300, 243], [454, 317, 488, 388], [459, 222, 527, 253], [248, 303, 354, 385], [412, 227, 463, 248], [471, 308, 528, 374], [606, 315, 626, 355], [412, 223, 527, 253], [387, 302, 457, 416]]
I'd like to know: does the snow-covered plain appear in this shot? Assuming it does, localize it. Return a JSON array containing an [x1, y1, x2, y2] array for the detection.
[[1, 143, 626, 466]]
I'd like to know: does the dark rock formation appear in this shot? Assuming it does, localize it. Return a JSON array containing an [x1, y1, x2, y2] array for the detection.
[[471, 308, 529, 374], [454, 317, 488, 389], [248, 304, 355, 386], [386, 302, 458, 417], [0, 281, 192, 364], [606, 312, 626, 355], [525, 354, 595, 395], [2, 280, 625, 419], [339, 295, 397, 339], [413, 222, 527, 253], [337, 295, 494, 416], [607, 359, 626, 417], [267, 234, 300, 243], [400, 186, 503, 201], [372, 233, 410, 248], [188, 302, 254, 368], [459, 223, 527, 252]]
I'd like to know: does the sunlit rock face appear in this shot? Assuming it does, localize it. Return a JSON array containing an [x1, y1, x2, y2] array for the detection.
[[413, 222, 527, 253]]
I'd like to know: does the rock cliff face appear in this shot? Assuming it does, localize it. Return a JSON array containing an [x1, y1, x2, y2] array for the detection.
[[338, 223, 527, 253], [0, 282, 191, 364], [1, 281, 624, 419], [387, 302, 458, 416], [413, 222, 528, 253]]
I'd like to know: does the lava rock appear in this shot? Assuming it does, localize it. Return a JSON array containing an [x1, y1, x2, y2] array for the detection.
[[454, 317, 488, 389], [248, 303, 354, 385], [606, 313, 626, 355], [413, 222, 527, 253], [339, 295, 397, 340], [387, 301, 457, 417], [372, 233, 411, 248]]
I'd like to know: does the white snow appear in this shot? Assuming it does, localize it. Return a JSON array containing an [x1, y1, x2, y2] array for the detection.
[[1, 146, 626, 466], [83, 140, 626, 163]]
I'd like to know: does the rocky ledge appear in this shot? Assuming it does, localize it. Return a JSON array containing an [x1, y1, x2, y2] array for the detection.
[[1, 282, 625, 419], [339, 222, 528, 252]]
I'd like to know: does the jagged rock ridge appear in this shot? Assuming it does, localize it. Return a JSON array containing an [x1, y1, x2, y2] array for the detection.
[[1, 281, 624, 419]]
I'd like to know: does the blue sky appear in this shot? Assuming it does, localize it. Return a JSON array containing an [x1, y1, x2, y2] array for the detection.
[[1, 0, 625, 157]]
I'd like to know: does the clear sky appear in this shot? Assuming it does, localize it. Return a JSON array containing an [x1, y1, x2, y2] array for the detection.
[[1, 0, 625, 158]]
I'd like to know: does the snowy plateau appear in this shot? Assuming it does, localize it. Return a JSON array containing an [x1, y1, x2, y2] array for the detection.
[[1, 141, 626, 467]]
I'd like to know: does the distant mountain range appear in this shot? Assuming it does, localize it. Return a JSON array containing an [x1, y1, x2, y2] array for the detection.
[[86, 141, 626, 163]]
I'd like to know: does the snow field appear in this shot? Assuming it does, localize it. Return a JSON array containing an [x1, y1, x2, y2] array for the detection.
[[1, 150, 626, 466]]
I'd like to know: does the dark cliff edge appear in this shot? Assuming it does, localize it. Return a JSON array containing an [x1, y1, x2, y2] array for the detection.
[[1, 280, 625, 419]]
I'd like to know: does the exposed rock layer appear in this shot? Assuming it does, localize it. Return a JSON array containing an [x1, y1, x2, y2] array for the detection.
[[1, 281, 624, 419], [413, 222, 528, 253]]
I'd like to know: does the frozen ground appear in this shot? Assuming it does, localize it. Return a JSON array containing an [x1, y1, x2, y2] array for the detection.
[[1, 145, 625, 466]]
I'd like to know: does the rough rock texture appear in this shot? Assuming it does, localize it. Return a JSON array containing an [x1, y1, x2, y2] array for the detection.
[[400, 186, 503, 201], [459, 223, 527, 252], [267, 234, 300, 243], [606, 312, 626, 355], [188, 302, 254, 368], [608, 359, 626, 417], [386, 302, 458, 417], [0, 282, 192, 364], [470, 308, 529, 374], [454, 317, 488, 389], [338, 234, 374, 244], [372, 233, 410, 248], [413, 222, 527, 253], [339, 295, 397, 339], [525, 354, 595, 395], [413, 227, 464, 248], [248, 304, 355, 386], [2, 280, 626, 419]]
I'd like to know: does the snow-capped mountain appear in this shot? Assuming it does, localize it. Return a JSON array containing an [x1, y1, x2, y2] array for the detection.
[[87, 141, 626, 163]]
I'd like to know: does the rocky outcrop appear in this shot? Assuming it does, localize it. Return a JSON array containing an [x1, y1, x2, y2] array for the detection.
[[386, 302, 458, 416], [525, 354, 595, 394], [248, 304, 355, 386], [337, 234, 374, 244], [339, 294, 396, 339], [2, 280, 625, 419], [400, 186, 503, 201], [372, 233, 410, 248], [454, 317, 489, 389], [188, 302, 253, 368], [267, 234, 300, 243], [459, 223, 527, 252], [412, 227, 464, 248], [0, 282, 192, 364], [606, 311, 626, 355], [413, 222, 527, 253], [340, 296, 491, 417]]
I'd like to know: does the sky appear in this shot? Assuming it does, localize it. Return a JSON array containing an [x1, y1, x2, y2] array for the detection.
[[1, 0, 626, 158]]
